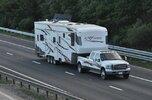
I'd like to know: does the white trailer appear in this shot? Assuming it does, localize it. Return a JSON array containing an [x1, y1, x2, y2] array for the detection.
[[34, 20, 108, 65]]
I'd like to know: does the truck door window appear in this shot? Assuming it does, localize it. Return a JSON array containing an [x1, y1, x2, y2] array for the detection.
[[90, 52, 95, 60], [59, 36, 61, 43], [95, 54, 100, 62], [40, 35, 44, 41]]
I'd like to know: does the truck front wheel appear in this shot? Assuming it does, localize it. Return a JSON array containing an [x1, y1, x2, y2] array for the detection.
[[123, 74, 129, 79], [100, 69, 107, 80]]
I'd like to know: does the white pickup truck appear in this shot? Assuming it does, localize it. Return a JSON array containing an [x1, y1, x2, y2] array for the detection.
[[77, 50, 131, 79]]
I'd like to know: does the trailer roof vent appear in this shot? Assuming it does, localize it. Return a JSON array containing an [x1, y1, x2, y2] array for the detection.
[[53, 14, 72, 21]]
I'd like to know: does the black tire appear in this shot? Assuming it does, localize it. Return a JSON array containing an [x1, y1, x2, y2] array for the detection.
[[52, 57, 58, 65], [77, 63, 84, 73], [50, 56, 53, 64], [47, 56, 51, 63], [58, 58, 62, 64], [100, 69, 107, 80], [37, 53, 41, 57], [123, 74, 129, 79]]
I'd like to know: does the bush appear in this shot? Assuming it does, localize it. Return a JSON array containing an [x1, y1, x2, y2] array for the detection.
[[18, 18, 34, 32], [125, 20, 152, 49]]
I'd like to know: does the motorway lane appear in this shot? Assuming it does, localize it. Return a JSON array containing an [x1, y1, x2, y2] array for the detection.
[[0, 34, 152, 100]]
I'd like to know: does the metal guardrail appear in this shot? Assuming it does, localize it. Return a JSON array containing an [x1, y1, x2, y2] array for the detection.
[[0, 27, 152, 62], [0, 27, 34, 37], [0, 69, 84, 100], [109, 45, 152, 62]]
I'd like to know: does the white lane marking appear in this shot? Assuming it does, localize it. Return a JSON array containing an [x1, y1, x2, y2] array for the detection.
[[65, 71, 75, 76], [32, 61, 41, 65], [0, 39, 34, 51], [130, 75, 152, 83], [0, 91, 15, 100], [109, 86, 123, 91], [6, 52, 13, 56]]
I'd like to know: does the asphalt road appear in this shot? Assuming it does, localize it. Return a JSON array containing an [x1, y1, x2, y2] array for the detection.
[[0, 33, 152, 100]]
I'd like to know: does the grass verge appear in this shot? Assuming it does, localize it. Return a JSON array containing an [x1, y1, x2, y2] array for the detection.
[[128, 58, 152, 69], [0, 77, 12, 84], [20, 88, 50, 100]]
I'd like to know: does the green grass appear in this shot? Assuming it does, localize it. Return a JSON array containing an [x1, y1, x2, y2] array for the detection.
[[128, 58, 152, 69], [0, 30, 34, 40], [0, 77, 12, 84], [20, 88, 51, 100]]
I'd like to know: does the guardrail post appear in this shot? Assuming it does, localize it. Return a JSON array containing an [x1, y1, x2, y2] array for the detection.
[[28, 85, 31, 90], [20, 82, 23, 87], [46, 91, 48, 97], [55, 94, 58, 100], [6, 77, 8, 81], [13, 79, 15, 84], [0, 75, 1, 80], [37, 88, 39, 93]]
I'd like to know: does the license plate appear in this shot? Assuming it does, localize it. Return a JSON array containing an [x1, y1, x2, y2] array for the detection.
[[118, 72, 123, 75]]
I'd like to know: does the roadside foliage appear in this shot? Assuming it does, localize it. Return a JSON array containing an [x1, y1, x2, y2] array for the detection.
[[0, 0, 152, 50]]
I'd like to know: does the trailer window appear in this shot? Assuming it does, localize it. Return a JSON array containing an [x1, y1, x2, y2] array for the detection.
[[37, 35, 39, 41], [71, 33, 75, 46], [63, 33, 65, 38], [106, 35, 108, 44], [53, 37, 56, 43], [40, 35, 44, 41], [76, 35, 82, 45]]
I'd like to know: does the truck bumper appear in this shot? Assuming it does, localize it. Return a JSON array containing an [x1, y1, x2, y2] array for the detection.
[[105, 68, 130, 75]]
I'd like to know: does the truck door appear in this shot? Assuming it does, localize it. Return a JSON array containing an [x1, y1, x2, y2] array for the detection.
[[88, 52, 95, 68], [94, 53, 101, 70]]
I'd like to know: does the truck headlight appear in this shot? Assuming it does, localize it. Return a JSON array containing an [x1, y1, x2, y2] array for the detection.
[[106, 65, 111, 69]]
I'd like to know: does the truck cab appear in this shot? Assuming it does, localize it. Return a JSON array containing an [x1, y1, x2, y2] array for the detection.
[[77, 50, 131, 79]]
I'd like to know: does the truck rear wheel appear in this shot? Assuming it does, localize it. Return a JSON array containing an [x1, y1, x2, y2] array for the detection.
[[100, 69, 107, 80], [78, 63, 84, 73]]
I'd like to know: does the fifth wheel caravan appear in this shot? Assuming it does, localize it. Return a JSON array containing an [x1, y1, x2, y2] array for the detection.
[[34, 20, 108, 65]]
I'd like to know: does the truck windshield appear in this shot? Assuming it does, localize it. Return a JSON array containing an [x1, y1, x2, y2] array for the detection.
[[100, 53, 122, 60]]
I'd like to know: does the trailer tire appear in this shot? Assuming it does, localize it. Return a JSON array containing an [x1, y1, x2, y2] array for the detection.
[[52, 57, 58, 65], [100, 69, 107, 80], [47, 56, 49, 63]]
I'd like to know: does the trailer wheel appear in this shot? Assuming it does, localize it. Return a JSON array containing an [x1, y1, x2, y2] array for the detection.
[[52, 57, 58, 65], [78, 63, 84, 73], [47, 56, 51, 63], [58, 58, 62, 64], [100, 69, 107, 80], [50, 56, 53, 64]]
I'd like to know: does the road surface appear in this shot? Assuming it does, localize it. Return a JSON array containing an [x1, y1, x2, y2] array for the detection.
[[0, 33, 152, 100]]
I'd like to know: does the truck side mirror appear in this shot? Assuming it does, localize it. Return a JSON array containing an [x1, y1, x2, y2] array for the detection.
[[125, 56, 127, 61], [95, 59, 100, 62]]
